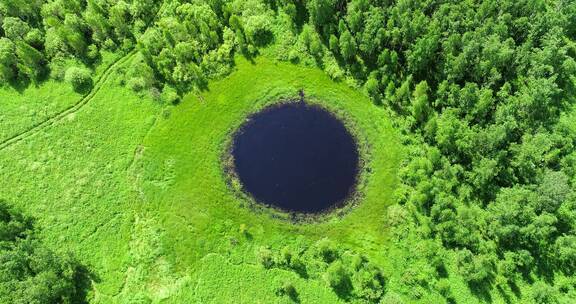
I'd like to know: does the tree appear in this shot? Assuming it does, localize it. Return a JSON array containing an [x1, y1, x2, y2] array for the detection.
[[243, 14, 272, 46], [324, 261, 350, 292], [65, 66, 92, 92], [351, 259, 386, 302], [0, 38, 17, 82], [497, 250, 534, 283], [555, 236, 576, 271], [531, 281, 559, 304], [109, 1, 131, 39], [364, 75, 379, 99], [411, 80, 430, 124], [15, 40, 45, 81], [456, 249, 495, 284], [2, 17, 30, 40], [329, 34, 339, 52], [306, 0, 336, 31], [0, 200, 89, 304], [339, 30, 356, 61]]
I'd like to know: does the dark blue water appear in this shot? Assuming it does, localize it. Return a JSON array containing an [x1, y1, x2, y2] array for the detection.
[[232, 102, 359, 213]]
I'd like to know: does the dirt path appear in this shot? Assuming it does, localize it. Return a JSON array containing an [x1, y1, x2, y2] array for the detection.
[[0, 50, 136, 152]]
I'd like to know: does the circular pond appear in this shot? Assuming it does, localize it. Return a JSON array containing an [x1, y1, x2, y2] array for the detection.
[[231, 102, 359, 214]]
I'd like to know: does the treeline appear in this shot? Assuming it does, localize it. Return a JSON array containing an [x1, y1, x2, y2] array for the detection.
[[0, 0, 282, 98], [0, 200, 90, 303], [135, 0, 280, 100], [0, 0, 160, 88]]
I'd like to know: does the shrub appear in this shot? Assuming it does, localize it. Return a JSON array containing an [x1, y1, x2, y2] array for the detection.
[[315, 238, 338, 263], [127, 77, 147, 92], [65, 66, 93, 92], [351, 264, 386, 301], [435, 278, 452, 298], [256, 246, 274, 268], [161, 85, 180, 105], [276, 280, 298, 301], [324, 261, 348, 290]]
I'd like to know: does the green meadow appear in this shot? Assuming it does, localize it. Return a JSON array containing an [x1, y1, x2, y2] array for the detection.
[[0, 55, 404, 302]]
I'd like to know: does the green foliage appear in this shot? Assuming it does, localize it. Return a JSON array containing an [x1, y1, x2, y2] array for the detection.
[[256, 246, 275, 269], [126, 56, 155, 93], [0, 37, 17, 82], [160, 84, 180, 105], [456, 249, 495, 284], [0, 201, 32, 245], [276, 280, 298, 302], [324, 261, 349, 291], [0, 0, 160, 85], [531, 281, 559, 304], [339, 30, 356, 61], [0, 200, 89, 304], [410, 81, 430, 124], [306, 0, 337, 32], [1, 0, 576, 302], [65, 66, 92, 92]]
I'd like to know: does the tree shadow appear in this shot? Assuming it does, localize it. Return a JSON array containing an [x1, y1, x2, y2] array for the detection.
[[436, 262, 448, 278], [332, 275, 354, 301], [496, 285, 513, 304], [509, 280, 522, 298], [293, 1, 308, 32], [253, 31, 274, 48], [72, 79, 94, 95], [287, 290, 300, 303], [277, 282, 301, 303], [290, 260, 309, 279], [71, 263, 100, 304], [4, 76, 31, 94], [534, 259, 557, 284], [468, 280, 493, 303]]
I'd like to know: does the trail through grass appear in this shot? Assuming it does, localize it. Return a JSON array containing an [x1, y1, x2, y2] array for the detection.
[[0, 51, 135, 151]]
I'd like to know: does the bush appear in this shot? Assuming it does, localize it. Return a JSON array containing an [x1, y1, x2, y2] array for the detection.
[[244, 15, 273, 46], [288, 49, 300, 63], [435, 278, 452, 298], [324, 261, 348, 290], [65, 67, 93, 92], [351, 263, 386, 301], [276, 280, 298, 301], [315, 238, 338, 263], [127, 77, 147, 92], [380, 292, 405, 304], [161, 85, 180, 105], [256, 246, 274, 268]]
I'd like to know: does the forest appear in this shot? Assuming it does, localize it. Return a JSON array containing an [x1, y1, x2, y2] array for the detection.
[[1, 0, 576, 303]]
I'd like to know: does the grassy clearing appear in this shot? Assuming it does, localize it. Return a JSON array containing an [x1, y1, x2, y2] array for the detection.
[[132, 56, 402, 301], [0, 54, 401, 302], [0, 51, 123, 144]]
